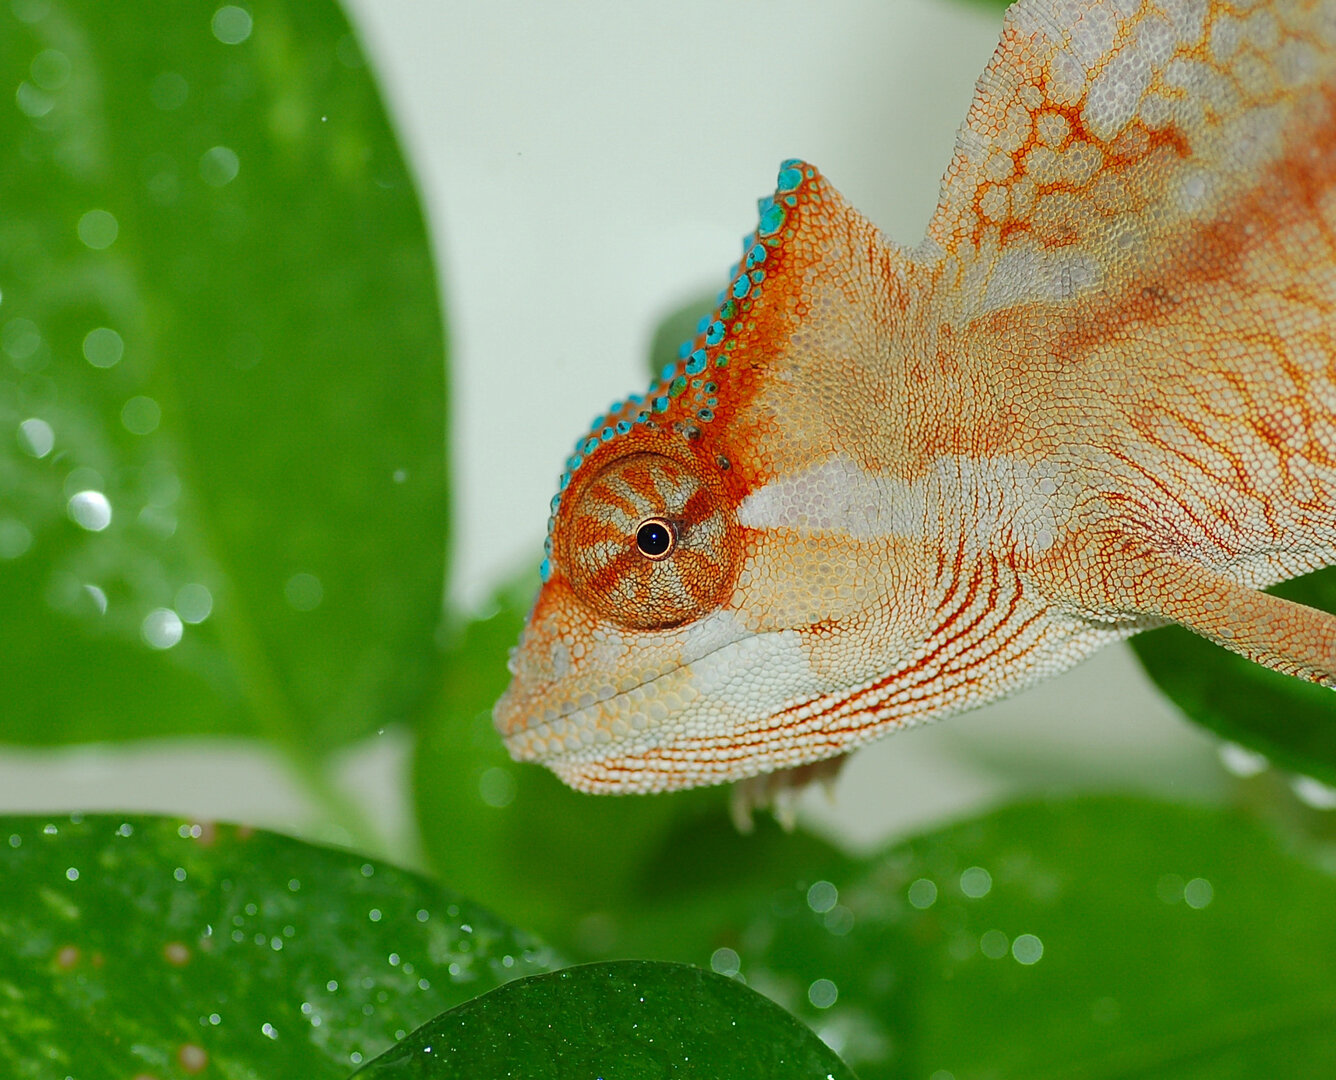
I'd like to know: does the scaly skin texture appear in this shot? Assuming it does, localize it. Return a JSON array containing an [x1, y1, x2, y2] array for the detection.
[[495, 0, 1336, 793]]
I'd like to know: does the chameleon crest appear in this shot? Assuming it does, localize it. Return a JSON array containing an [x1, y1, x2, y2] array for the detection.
[[496, 0, 1336, 793]]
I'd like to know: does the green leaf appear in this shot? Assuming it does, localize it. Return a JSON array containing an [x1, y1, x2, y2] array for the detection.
[[714, 796, 1336, 1079], [0, 813, 559, 1077], [0, 0, 447, 750], [1131, 569, 1336, 786], [355, 960, 858, 1079]]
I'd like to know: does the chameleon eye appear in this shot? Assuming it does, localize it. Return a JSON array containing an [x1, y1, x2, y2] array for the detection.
[[558, 452, 738, 630], [635, 517, 676, 560]]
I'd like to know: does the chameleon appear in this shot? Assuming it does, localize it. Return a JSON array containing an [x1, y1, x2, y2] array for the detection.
[[494, 0, 1336, 796]]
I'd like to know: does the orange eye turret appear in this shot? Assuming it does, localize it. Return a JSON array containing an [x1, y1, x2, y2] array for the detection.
[[557, 452, 739, 630]]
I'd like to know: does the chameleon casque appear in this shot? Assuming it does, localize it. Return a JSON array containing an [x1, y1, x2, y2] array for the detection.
[[494, 0, 1336, 795]]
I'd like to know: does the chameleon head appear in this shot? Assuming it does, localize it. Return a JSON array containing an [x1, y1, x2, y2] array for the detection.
[[494, 440, 759, 793], [494, 160, 916, 792]]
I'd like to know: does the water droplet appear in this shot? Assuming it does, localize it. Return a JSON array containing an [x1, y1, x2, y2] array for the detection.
[[285, 572, 323, 611], [139, 504, 177, 538], [30, 49, 70, 91], [1184, 878, 1214, 909], [478, 766, 516, 808], [150, 71, 189, 110], [1091, 996, 1120, 1025], [260, 1021, 277, 1040], [80, 326, 124, 369], [907, 878, 937, 910], [1011, 933, 1043, 965], [178, 1042, 208, 1072], [806, 880, 838, 914], [12, 0, 53, 24], [368, 908, 382, 922], [200, 145, 240, 187], [212, 5, 253, 44], [807, 978, 838, 1009], [0, 520, 32, 559], [142, 608, 183, 649], [83, 584, 107, 614], [3, 318, 41, 361], [1218, 742, 1268, 777], [1292, 775, 1336, 810], [142, 460, 181, 506], [64, 467, 104, 501], [1156, 874, 1185, 904], [823, 905, 855, 936], [77, 209, 118, 250], [146, 162, 180, 205], [15, 81, 54, 118], [67, 490, 111, 531], [18, 417, 53, 457], [121, 395, 161, 435], [959, 866, 992, 898], [979, 929, 1009, 959], [65, 866, 79, 881], [176, 583, 213, 624], [710, 947, 740, 976]]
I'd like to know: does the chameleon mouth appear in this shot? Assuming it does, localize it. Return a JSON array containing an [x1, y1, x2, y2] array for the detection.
[[493, 620, 874, 796], [493, 630, 755, 767]]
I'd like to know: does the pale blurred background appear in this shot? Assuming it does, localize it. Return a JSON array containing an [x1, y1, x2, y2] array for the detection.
[[0, 0, 1229, 860]]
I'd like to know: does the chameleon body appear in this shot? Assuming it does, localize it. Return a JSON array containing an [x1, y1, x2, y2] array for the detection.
[[495, 0, 1336, 793]]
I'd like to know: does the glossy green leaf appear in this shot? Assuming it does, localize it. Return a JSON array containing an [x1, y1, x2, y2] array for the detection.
[[0, 0, 447, 749], [0, 813, 559, 1078], [356, 960, 857, 1079], [1132, 569, 1336, 786], [710, 796, 1336, 1079]]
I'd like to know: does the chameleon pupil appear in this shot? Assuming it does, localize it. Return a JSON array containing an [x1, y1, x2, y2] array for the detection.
[[635, 518, 675, 560]]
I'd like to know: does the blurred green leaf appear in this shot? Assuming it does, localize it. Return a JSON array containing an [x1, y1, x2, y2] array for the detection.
[[0, 1, 446, 750], [0, 813, 559, 1078], [717, 796, 1336, 1079], [355, 960, 857, 1080], [1132, 569, 1336, 786]]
